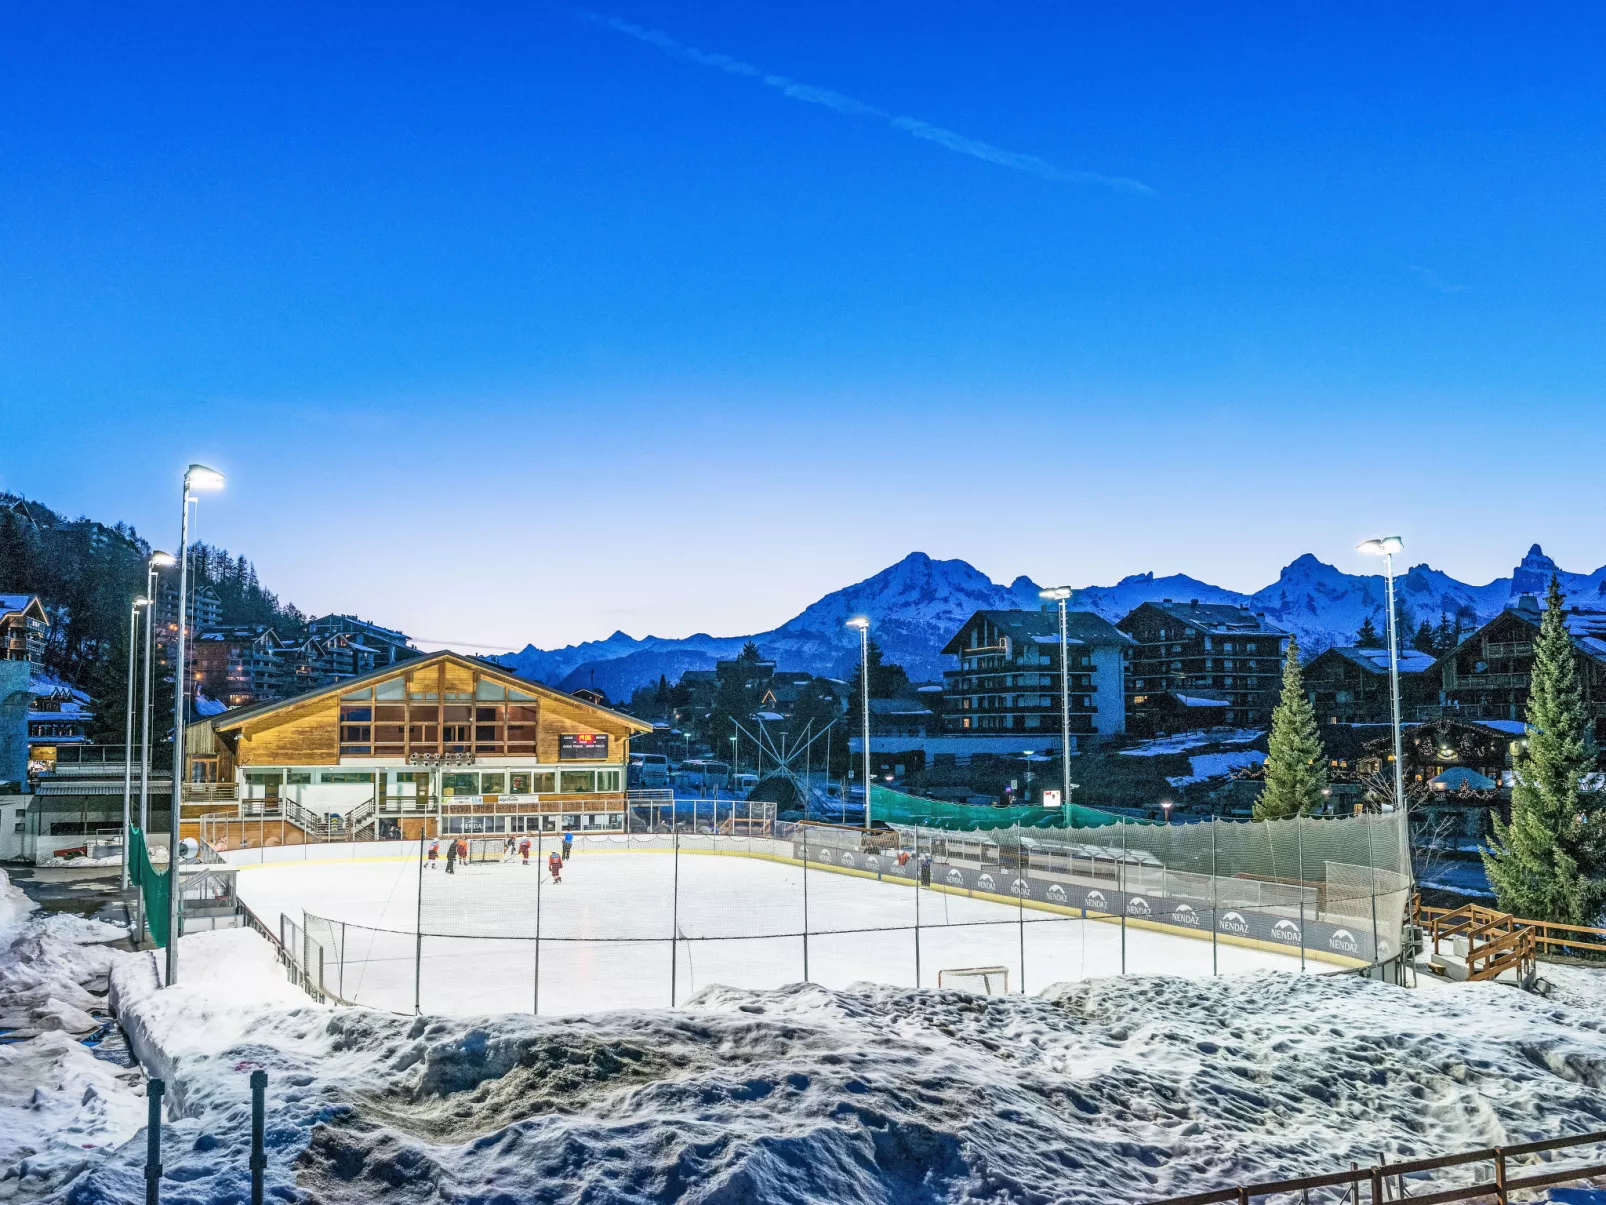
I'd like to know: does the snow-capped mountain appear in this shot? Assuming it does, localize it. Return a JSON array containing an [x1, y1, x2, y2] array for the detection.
[[497, 545, 1606, 700]]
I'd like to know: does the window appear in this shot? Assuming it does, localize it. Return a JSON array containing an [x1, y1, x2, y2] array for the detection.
[[441, 772, 477, 796], [476, 679, 506, 700], [532, 772, 555, 793], [596, 769, 620, 792], [480, 772, 507, 795], [321, 772, 375, 785], [286, 770, 313, 785], [509, 772, 531, 793], [341, 687, 373, 701], [560, 770, 595, 793], [376, 678, 407, 701]]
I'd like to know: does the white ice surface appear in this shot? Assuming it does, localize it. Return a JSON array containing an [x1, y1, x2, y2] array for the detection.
[[234, 848, 1313, 1016]]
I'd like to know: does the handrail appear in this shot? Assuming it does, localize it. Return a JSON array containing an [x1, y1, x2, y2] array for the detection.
[[1143, 1128, 1606, 1205]]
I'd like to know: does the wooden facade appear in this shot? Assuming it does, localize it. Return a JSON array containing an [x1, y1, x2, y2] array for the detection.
[[1302, 645, 1437, 726], [1118, 601, 1289, 735]]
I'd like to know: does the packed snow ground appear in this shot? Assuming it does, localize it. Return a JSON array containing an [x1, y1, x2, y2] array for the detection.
[[233, 849, 1313, 1015], [70, 926, 1606, 1204], [0, 869, 143, 1200]]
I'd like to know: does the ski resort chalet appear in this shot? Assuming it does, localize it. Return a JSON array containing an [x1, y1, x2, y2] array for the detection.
[[182, 651, 650, 848]]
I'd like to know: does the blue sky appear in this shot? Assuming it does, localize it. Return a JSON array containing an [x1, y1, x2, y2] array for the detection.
[[2, 3, 1603, 650]]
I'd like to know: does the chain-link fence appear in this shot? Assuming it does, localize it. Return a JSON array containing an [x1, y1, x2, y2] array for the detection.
[[253, 805, 1412, 1016]]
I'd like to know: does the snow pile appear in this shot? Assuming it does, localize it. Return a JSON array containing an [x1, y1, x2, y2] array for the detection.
[[0, 869, 144, 1200], [1121, 729, 1262, 758], [70, 922, 1606, 1204], [1167, 750, 1267, 788]]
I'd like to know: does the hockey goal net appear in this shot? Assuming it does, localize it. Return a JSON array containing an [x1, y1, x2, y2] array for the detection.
[[466, 837, 517, 863], [936, 966, 1009, 995]]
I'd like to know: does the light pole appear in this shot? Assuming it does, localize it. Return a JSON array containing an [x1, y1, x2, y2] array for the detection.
[[140, 552, 176, 839], [1357, 537, 1406, 818], [120, 596, 149, 890], [1161, 800, 1173, 825], [847, 617, 872, 830], [1040, 586, 1074, 818], [167, 464, 224, 987]]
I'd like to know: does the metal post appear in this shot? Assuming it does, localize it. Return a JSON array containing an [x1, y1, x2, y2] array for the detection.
[[1119, 822, 1127, 975], [122, 601, 141, 891], [413, 833, 424, 1015], [670, 826, 680, 1005], [1211, 818, 1219, 976], [801, 824, 810, 982], [139, 563, 159, 837], [1017, 820, 1026, 995], [1058, 595, 1072, 815], [857, 623, 872, 830], [1299, 897, 1307, 973], [533, 827, 542, 1015], [249, 1069, 267, 1205], [165, 487, 198, 986], [144, 1077, 165, 1205], [913, 825, 921, 989]]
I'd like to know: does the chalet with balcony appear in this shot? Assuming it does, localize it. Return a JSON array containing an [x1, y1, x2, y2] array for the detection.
[[193, 625, 290, 708], [0, 594, 48, 663], [182, 650, 650, 848], [307, 614, 419, 665], [1303, 645, 1437, 726], [1420, 595, 1606, 741], [1117, 600, 1289, 735], [941, 609, 1131, 742]]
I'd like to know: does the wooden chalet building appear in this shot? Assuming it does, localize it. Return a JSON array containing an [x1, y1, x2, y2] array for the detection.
[[941, 609, 1131, 742], [1302, 645, 1437, 726], [1419, 595, 1606, 741], [0, 593, 48, 663], [1118, 601, 1289, 735], [193, 625, 290, 708], [183, 650, 650, 848]]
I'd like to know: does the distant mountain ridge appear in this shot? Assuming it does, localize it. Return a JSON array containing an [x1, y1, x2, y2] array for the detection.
[[497, 545, 1606, 701]]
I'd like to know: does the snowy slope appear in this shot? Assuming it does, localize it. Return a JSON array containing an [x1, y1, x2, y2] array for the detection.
[[499, 545, 1606, 698], [80, 927, 1606, 1205]]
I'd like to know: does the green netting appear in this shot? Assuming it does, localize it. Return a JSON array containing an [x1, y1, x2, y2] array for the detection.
[[868, 784, 1132, 831], [129, 826, 172, 948]]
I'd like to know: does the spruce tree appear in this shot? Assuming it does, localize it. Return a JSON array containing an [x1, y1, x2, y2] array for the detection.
[[1483, 577, 1606, 924], [1355, 616, 1382, 647], [1256, 637, 1328, 820]]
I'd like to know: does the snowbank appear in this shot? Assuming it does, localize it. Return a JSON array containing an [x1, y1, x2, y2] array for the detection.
[[0, 868, 142, 1200], [1121, 729, 1262, 758], [70, 918, 1606, 1204], [1166, 749, 1267, 787]]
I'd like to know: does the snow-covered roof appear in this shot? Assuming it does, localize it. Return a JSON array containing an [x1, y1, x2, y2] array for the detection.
[[1175, 694, 1231, 708], [1430, 767, 1498, 791], [1474, 719, 1528, 735], [1331, 646, 1437, 675]]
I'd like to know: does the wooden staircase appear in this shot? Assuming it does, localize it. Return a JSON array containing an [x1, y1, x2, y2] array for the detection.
[[1421, 902, 1537, 985]]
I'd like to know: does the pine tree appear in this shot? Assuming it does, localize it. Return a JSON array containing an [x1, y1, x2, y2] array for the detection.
[[1256, 637, 1328, 820], [1434, 612, 1456, 655], [1483, 576, 1606, 924], [1355, 616, 1383, 647], [1412, 619, 1437, 655]]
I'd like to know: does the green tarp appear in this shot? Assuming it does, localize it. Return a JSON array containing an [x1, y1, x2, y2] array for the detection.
[[868, 784, 1134, 831], [129, 826, 172, 947]]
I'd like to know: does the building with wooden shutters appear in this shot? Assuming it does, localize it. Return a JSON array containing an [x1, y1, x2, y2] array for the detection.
[[183, 650, 650, 848]]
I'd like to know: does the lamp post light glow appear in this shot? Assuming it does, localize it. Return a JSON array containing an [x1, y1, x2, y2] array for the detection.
[[1039, 586, 1074, 821], [167, 465, 224, 987], [847, 617, 872, 830], [1161, 800, 1173, 825], [1358, 536, 1410, 880], [140, 552, 176, 840], [120, 597, 149, 891]]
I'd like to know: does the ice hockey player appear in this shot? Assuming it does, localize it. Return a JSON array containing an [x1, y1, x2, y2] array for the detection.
[[562, 830, 573, 862], [519, 836, 532, 865], [444, 838, 457, 875], [548, 850, 563, 884]]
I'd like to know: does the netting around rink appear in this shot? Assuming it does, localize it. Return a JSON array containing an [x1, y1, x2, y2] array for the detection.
[[237, 807, 1412, 1017]]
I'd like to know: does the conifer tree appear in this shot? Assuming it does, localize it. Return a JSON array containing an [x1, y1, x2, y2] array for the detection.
[[1256, 637, 1328, 820], [1483, 577, 1606, 924], [1355, 616, 1382, 647]]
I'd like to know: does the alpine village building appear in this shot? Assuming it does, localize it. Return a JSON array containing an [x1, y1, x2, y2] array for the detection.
[[183, 651, 650, 848], [941, 609, 1131, 742], [1117, 601, 1289, 735]]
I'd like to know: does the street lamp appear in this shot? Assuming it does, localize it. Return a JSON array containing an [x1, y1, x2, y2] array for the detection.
[[847, 617, 872, 830], [1161, 800, 1173, 825], [120, 597, 149, 890], [1040, 586, 1074, 821], [167, 464, 224, 987], [140, 552, 176, 839], [730, 730, 739, 795], [1357, 536, 1406, 821]]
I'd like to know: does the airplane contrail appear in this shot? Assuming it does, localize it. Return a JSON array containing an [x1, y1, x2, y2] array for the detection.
[[574, 10, 1152, 195]]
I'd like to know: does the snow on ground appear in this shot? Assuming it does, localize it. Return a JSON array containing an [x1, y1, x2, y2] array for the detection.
[[70, 923, 1606, 1205], [233, 850, 1315, 1015], [1166, 750, 1267, 788], [0, 868, 144, 1200], [1119, 729, 1262, 757]]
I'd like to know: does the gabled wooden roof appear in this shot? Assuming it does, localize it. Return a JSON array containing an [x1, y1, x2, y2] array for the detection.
[[211, 649, 651, 734]]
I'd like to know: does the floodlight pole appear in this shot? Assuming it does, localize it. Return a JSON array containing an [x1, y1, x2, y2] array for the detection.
[[139, 557, 170, 837], [166, 465, 223, 987], [1381, 550, 1406, 818], [121, 599, 146, 891], [848, 619, 872, 830]]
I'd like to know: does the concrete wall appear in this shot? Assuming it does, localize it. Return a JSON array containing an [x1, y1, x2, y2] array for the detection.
[[0, 795, 30, 862]]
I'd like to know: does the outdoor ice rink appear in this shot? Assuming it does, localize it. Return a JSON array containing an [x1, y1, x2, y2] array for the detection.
[[231, 838, 1315, 1016]]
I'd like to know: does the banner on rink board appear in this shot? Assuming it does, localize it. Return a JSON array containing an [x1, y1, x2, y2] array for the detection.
[[790, 837, 1388, 964]]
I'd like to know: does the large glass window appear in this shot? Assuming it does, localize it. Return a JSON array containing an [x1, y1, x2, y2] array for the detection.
[[480, 772, 507, 795], [596, 769, 620, 792], [532, 772, 555, 793], [339, 705, 373, 752], [509, 772, 531, 793], [442, 772, 477, 796], [559, 770, 594, 794]]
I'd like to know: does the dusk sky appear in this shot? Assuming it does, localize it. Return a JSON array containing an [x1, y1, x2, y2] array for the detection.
[[3, 4, 1603, 651]]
